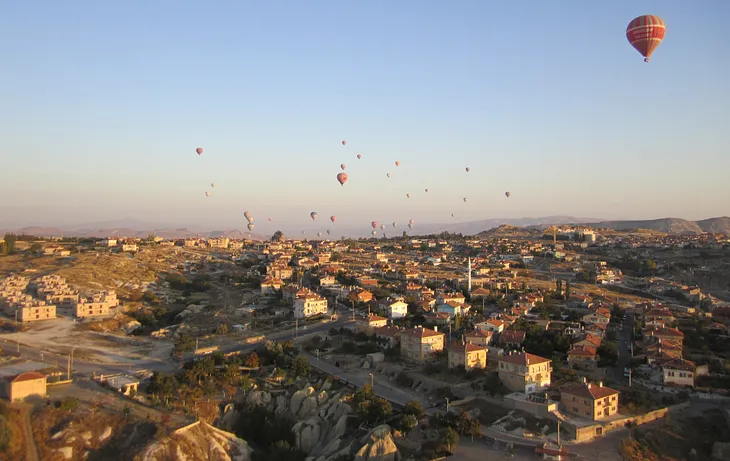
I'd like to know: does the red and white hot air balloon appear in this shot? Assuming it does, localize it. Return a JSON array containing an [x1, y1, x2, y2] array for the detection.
[[330, 216, 336, 223], [341, 140, 347, 146], [268, 217, 272, 221], [337, 172, 348, 186], [196, 147, 203, 155], [626, 15, 666, 62], [371, 221, 378, 230]]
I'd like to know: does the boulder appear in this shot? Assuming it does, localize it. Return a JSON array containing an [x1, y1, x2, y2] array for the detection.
[[355, 425, 400, 461]]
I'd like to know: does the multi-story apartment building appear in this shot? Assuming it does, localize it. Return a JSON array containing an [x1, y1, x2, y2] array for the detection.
[[560, 379, 619, 421], [498, 352, 552, 393], [294, 294, 328, 319], [75, 292, 118, 318], [400, 326, 445, 361], [448, 342, 487, 371], [17, 301, 57, 322]]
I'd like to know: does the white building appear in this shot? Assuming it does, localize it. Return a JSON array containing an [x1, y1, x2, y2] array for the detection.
[[294, 294, 329, 319], [387, 301, 409, 319]]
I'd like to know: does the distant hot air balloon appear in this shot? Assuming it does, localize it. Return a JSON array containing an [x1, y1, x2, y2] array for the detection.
[[626, 15, 666, 62], [371, 221, 378, 230], [392, 222, 398, 228], [302, 230, 306, 235], [330, 216, 336, 223], [505, 191, 511, 198], [425, 188, 429, 193], [327, 229, 331, 235], [196, 148, 203, 155], [408, 223, 414, 230], [268, 217, 272, 221], [465, 166, 471, 173], [205, 191, 210, 197], [211, 182, 215, 188], [244, 211, 253, 222], [463, 197, 468, 202], [371, 230, 377, 236], [357, 153, 362, 160], [380, 224, 385, 231], [406, 193, 411, 198], [247, 223, 254, 231], [451, 213, 455, 218], [342, 140, 347, 146], [340, 163, 346, 171], [310, 212, 318, 221], [386, 173, 391, 178], [317, 232, 322, 238], [337, 172, 348, 186], [395, 161, 401, 167]]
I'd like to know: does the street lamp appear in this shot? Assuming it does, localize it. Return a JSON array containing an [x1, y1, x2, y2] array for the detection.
[[369, 372, 374, 389], [315, 349, 320, 369], [445, 397, 450, 413]]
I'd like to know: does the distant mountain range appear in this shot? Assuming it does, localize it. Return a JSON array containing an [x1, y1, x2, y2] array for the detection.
[[2, 215, 728, 239]]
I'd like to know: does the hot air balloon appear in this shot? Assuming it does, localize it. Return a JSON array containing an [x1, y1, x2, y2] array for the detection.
[[337, 172, 348, 186], [463, 197, 468, 202], [342, 140, 347, 146], [380, 224, 385, 231], [268, 217, 272, 221], [395, 161, 401, 167], [408, 223, 414, 230], [330, 216, 336, 223], [406, 193, 411, 198], [465, 167, 471, 173], [451, 213, 454, 218], [626, 15, 666, 62], [357, 153, 362, 160], [211, 182, 215, 188], [386, 173, 391, 178], [425, 188, 429, 193], [244, 211, 253, 222], [371, 221, 378, 230], [310, 212, 318, 221], [247, 223, 254, 231], [326, 229, 331, 235], [317, 232, 322, 238], [371, 230, 377, 236], [302, 230, 306, 235], [205, 191, 210, 197], [505, 191, 511, 198], [196, 148, 203, 155], [392, 222, 398, 228], [340, 163, 346, 171]]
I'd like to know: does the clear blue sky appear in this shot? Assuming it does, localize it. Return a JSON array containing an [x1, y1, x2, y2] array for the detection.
[[1, 1, 728, 233]]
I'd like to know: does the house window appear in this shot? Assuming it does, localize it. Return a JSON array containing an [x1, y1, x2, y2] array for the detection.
[[597, 410, 602, 416]]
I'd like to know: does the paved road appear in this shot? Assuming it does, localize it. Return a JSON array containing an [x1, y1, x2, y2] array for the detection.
[[610, 312, 634, 384]]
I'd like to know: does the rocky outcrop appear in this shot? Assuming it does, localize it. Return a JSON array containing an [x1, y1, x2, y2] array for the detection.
[[354, 425, 401, 461], [225, 379, 355, 461], [143, 421, 252, 461]]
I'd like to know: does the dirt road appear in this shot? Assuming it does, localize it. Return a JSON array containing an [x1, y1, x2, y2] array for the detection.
[[19, 405, 40, 461]]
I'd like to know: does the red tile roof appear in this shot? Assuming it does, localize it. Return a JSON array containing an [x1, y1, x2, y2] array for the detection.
[[4, 372, 46, 383], [561, 381, 618, 400], [499, 352, 550, 366]]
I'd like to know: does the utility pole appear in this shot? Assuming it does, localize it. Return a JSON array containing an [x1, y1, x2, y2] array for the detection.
[[445, 397, 450, 413], [295, 319, 299, 339], [67, 347, 75, 381], [351, 300, 355, 321], [369, 372, 374, 388], [628, 368, 632, 387]]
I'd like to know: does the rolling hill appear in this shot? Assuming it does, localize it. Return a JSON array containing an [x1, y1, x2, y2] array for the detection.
[[578, 217, 730, 235]]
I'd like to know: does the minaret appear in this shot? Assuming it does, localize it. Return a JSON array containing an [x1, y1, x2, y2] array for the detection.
[[467, 257, 472, 293]]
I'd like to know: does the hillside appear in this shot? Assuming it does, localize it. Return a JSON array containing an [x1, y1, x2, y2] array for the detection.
[[697, 217, 730, 234], [581, 218, 704, 234]]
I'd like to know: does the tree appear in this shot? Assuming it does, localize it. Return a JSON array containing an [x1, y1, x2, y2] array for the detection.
[[271, 231, 285, 242], [0, 416, 11, 452], [216, 323, 229, 335], [403, 400, 425, 419], [174, 334, 196, 353], [2, 234, 16, 255], [441, 427, 459, 453], [399, 414, 418, 434], [565, 279, 571, 298], [290, 355, 310, 378], [29, 242, 43, 254], [244, 351, 260, 368]]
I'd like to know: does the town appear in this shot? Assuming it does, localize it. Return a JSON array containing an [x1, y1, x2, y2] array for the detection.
[[0, 224, 728, 461]]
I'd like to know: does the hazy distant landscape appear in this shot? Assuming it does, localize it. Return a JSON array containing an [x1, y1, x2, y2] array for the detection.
[[3, 215, 729, 239]]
